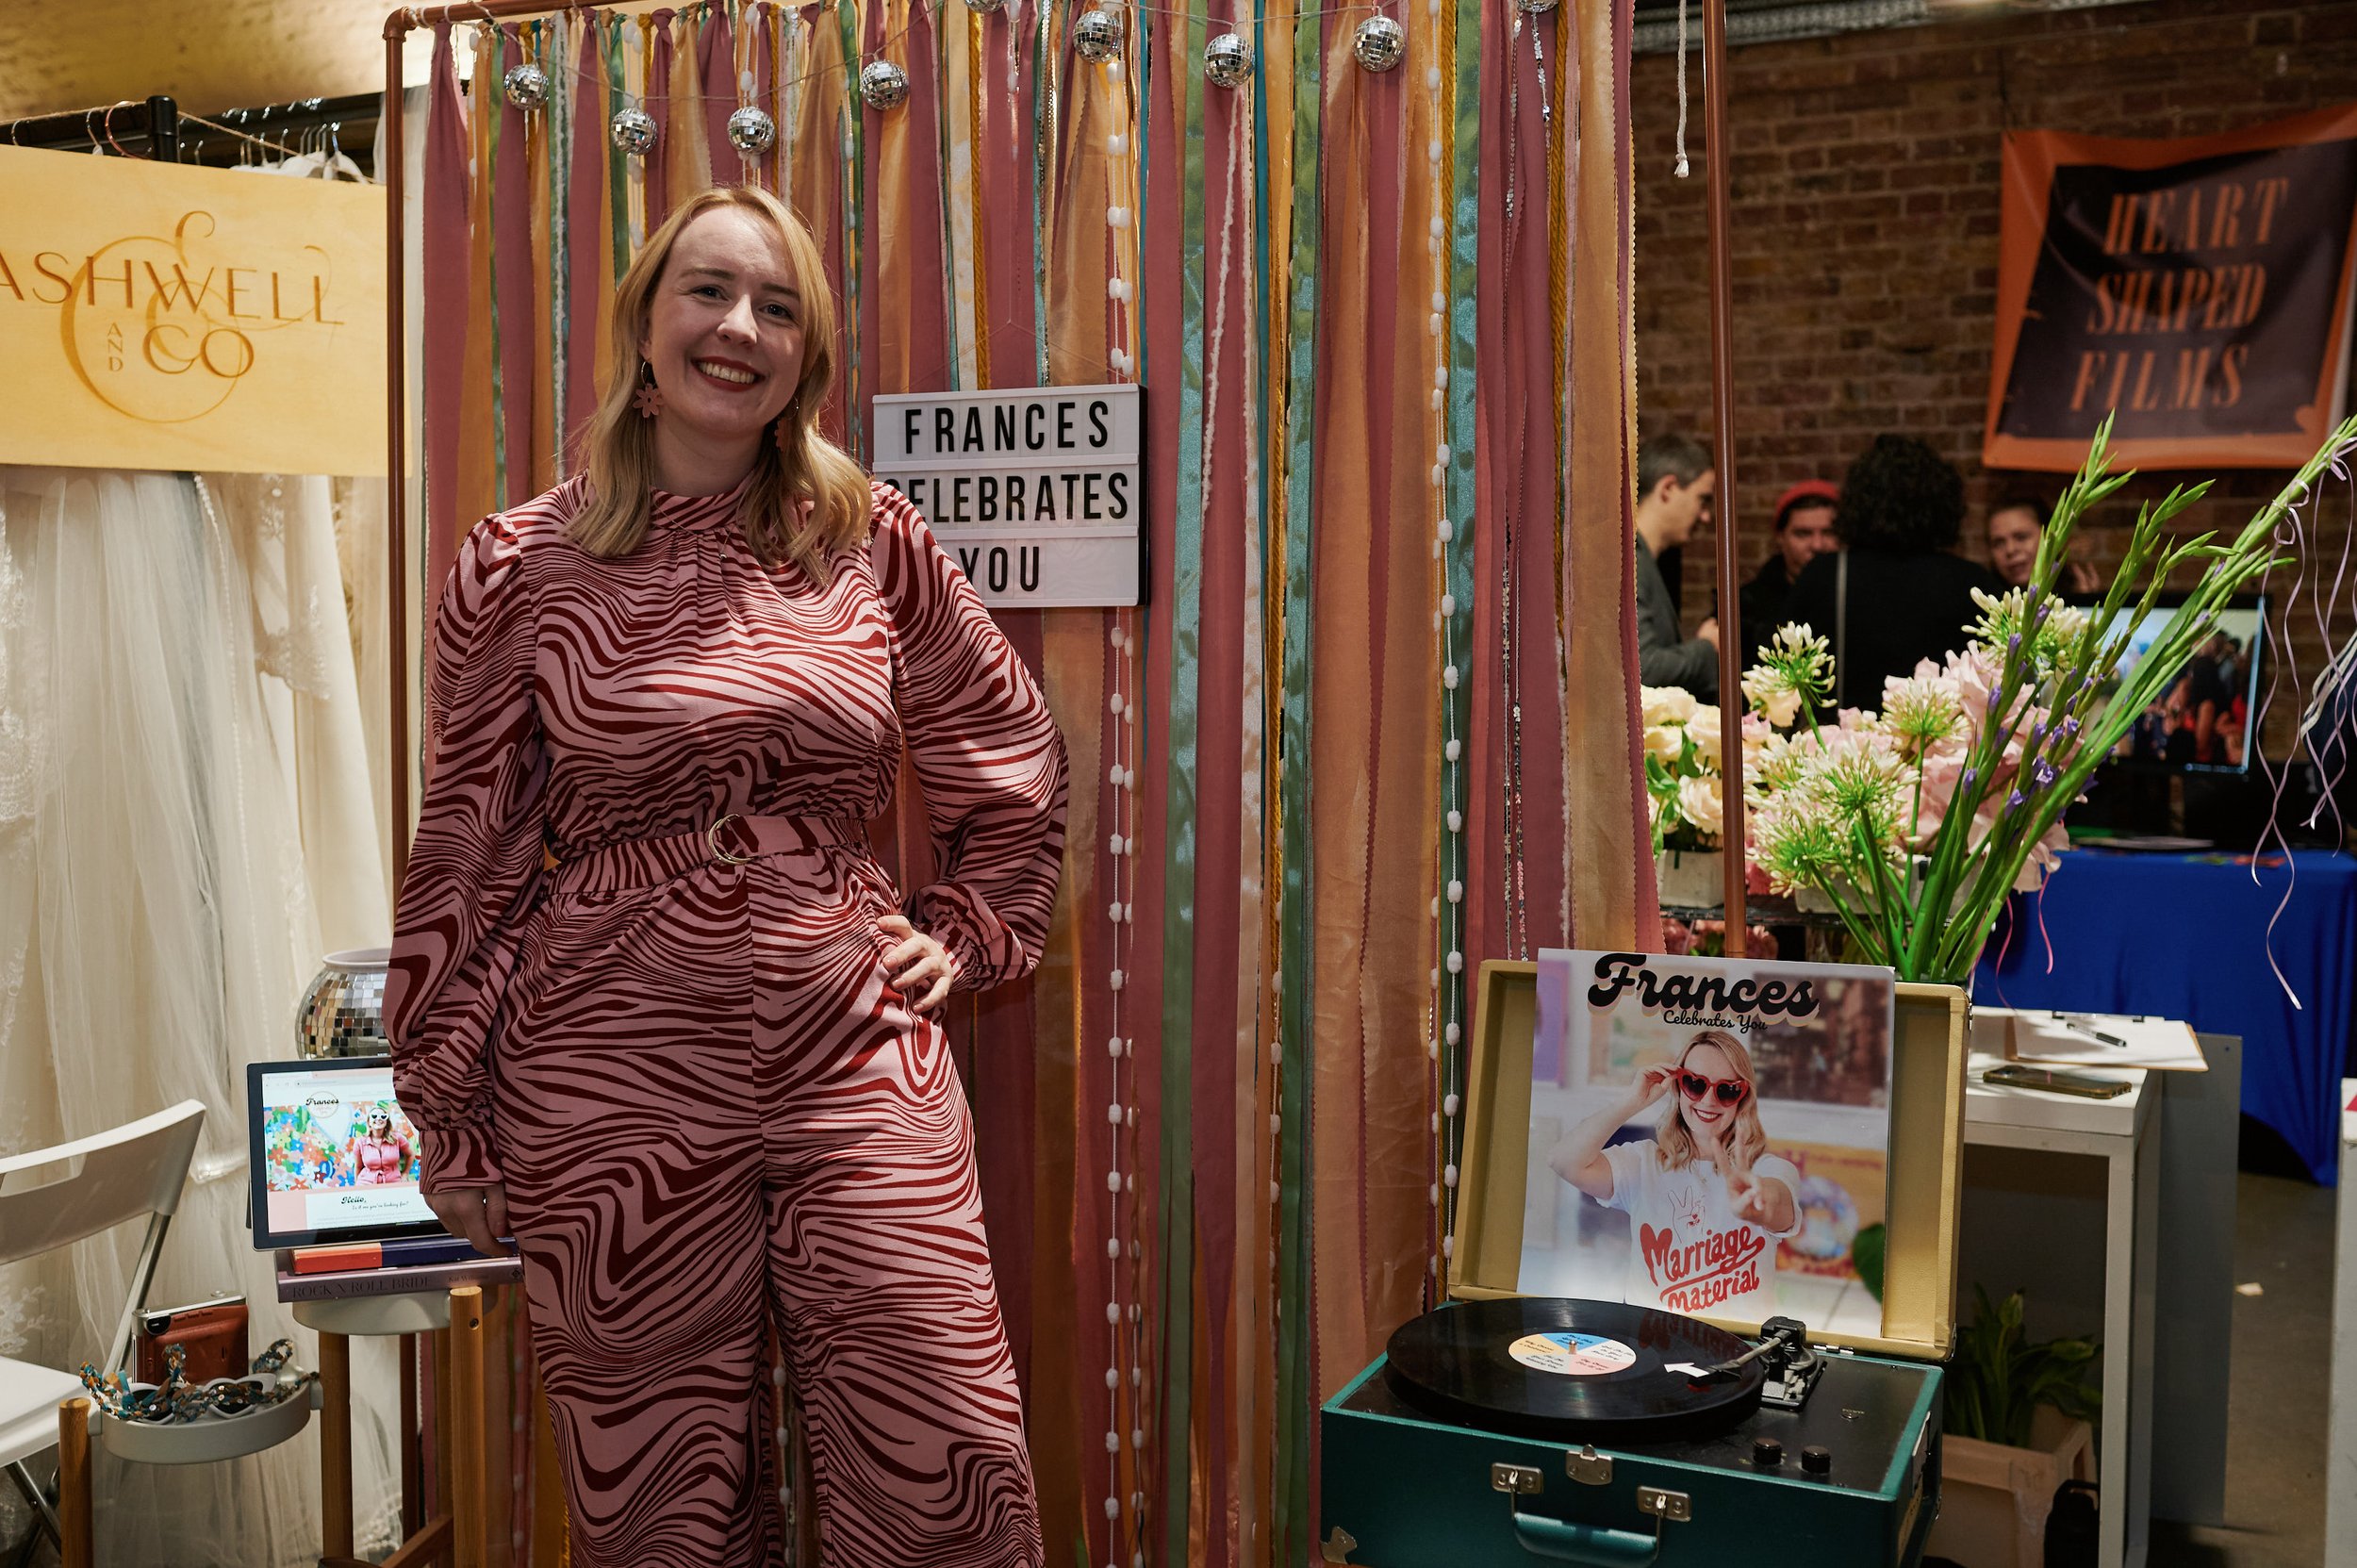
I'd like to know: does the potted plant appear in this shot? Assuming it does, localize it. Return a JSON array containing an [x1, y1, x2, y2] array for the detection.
[[1739, 413, 2357, 982], [1640, 685, 1730, 909], [1926, 1287, 2102, 1568]]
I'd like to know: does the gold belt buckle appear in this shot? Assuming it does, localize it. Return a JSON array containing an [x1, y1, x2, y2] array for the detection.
[[705, 813, 755, 866]]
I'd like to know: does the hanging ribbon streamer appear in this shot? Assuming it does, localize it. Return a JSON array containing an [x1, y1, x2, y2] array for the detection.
[[421, 18, 472, 655]]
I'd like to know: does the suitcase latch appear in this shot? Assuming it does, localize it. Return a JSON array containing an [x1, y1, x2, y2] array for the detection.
[[1566, 1444, 1613, 1486], [1491, 1462, 1544, 1497], [1637, 1486, 1692, 1523]]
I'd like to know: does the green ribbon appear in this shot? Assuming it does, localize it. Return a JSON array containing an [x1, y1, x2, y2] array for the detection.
[[1156, 6, 1210, 1563], [1272, 3, 1321, 1562], [607, 16, 631, 277]]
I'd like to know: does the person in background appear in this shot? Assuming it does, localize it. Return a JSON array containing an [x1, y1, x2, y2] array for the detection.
[[1635, 431, 1721, 701], [1986, 493, 2100, 595], [1739, 479, 1838, 652], [1783, 436, 2003, 711]]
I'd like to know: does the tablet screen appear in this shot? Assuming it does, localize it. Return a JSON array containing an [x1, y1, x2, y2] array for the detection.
[[248, 1058, 446, 1248]]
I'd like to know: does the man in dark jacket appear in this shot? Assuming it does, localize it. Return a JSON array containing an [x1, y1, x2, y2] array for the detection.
[[1634, 432, 1720, 700], [1739, 479, 1838, 656]]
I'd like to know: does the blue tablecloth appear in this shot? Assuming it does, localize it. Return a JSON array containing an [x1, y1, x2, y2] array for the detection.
[[1973, 848, 2357, 1184]]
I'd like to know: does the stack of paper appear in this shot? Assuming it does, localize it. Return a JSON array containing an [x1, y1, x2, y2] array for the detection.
[[1992, 1008, 2207, 1072]]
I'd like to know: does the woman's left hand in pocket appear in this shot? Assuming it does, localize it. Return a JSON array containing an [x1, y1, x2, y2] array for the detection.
[[877, 915, 955, 1014]]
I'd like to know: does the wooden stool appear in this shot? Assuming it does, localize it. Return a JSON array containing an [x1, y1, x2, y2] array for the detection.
[[301, 1284, 489, 1568]]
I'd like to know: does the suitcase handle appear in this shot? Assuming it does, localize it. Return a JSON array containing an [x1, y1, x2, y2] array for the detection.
[[1509, 1510, 1661, 1567]]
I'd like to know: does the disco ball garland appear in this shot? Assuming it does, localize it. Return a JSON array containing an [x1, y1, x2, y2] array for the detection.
[[610, 106, 656, 155], [860, 59, 912, 111], [1353, 15, 1407, 72], [727, 105, 778, 153], [1206, 33, 1253, 88], [1073, 7, 1125, 63], [503, 62, 551, 110]]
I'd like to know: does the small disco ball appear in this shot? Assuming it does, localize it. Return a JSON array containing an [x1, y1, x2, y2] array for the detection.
[[610, 106, 657, 156], [1352, 14, 1406, 72], [503, 62, 551, 110], [964, 0, 1008, 12], [727, 105, 777, 154], [859, 59, 911, 111], [1072, 7, 1124, 63], [1205, 32, 1252, 88]]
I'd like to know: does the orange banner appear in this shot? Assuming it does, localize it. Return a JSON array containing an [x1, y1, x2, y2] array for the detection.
[[1985, 103, 2357, 471]]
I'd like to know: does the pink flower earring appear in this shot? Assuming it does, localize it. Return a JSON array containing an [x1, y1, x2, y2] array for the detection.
[[633, 360, 662, 419]]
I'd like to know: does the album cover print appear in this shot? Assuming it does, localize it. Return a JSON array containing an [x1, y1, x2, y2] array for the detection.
[[1520, 949, 1896, 1339]]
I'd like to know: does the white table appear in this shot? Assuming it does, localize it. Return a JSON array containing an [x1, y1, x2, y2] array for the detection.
[[2331, 1078, 2357, 1568], [1960, 1040, 2160, 1568]]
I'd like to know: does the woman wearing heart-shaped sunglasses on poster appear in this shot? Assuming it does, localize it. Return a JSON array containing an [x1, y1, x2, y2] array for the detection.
[[1549, 1029, 1802, 1318]]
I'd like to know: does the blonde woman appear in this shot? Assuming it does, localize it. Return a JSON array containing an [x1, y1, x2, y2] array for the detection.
[[1550, 1030, 1800, 1318], [386, 185, 1065, 1567]]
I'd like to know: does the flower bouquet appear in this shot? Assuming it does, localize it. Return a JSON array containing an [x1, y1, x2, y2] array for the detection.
[[1739, 413, 2357, 983], [1640, 685, 1730, 907]]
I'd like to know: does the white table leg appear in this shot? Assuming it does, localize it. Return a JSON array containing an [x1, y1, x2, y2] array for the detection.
[[2112, 1131, 2150, 1565], [2126, 1098, 2159, 1568]]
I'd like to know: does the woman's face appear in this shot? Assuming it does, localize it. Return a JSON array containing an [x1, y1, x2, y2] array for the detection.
[[368, 1112, 390, 1135], [639, 206, 808, 449], [1987, 506, 2041, 587], [1675, 1042, 1747, 1146]]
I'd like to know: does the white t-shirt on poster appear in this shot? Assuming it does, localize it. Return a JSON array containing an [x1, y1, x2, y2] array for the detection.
[[1600, 1139, 1803, 1318]]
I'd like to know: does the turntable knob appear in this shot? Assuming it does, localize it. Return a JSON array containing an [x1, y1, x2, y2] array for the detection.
[[1801, 1445, 1833, 1477], [1750, 1438, 1783, 1467]]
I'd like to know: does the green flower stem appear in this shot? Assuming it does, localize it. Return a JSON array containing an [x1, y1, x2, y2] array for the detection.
[[1893, 412, 2357, 981]]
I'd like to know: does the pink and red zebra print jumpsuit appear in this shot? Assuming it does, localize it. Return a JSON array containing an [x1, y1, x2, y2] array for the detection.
[[385, 477, 1064, 1568]]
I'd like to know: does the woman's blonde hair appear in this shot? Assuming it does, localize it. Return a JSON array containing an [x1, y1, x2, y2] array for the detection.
[[1656, 1029, 1769, 1177], [571, 185, 870, 573]]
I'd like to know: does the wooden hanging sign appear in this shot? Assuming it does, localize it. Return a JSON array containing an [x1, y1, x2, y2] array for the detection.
[[0, 145, 387, 476]]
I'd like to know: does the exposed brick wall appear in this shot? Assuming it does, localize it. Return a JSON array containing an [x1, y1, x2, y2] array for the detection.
[[1634, 0, 2357, 750]]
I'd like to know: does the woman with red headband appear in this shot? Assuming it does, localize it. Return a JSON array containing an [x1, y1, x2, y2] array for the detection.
[[1549, 1029, 1801, 1318]]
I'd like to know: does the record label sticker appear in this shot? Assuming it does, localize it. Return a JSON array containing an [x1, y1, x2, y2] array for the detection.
[[1508, 1331, 1638, 1377]]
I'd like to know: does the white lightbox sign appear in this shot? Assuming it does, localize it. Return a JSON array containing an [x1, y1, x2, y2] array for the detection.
[[872, 383, 1143, 608]]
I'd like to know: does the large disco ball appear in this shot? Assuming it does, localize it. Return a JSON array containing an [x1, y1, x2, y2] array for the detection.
[[296, 949, 393, 1059]]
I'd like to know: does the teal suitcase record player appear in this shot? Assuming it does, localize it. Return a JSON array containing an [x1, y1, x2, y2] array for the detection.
[[1319, 963, 1970, 1567]]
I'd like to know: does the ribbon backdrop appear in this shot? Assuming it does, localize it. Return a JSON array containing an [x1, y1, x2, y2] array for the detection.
[[407, 2, 1650, 1562]]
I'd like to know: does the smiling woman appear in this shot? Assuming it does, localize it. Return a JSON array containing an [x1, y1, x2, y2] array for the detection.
[[569, 185, 870, 573], [384, 180, 1065, 1568]]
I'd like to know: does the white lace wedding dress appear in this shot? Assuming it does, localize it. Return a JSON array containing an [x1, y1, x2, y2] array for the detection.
[[0, 467, 402, 1565]]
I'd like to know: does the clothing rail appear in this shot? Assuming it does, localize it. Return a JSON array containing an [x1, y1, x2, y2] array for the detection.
[[0, 91, 384, 169]]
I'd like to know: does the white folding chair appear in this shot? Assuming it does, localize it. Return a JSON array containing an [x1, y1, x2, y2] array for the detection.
[[0, 1100, 206, 1560]]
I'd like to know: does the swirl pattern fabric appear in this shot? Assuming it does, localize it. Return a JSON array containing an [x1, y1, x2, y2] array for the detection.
[[387, 476, 1064, 1566]]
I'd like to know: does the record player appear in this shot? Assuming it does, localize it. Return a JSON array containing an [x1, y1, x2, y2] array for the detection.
[[1319, 963, 1970, 1566]]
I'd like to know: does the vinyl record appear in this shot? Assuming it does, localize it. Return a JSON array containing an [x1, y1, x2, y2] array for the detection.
[[1382, 1297, 1766, 1442]]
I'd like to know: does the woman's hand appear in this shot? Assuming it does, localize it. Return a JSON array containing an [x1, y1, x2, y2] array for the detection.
[[1727, 1168, 1794, 1231], [1627, 1064, 1678, 1114], [423, 1181, 514, 1257], [877, 915, 955, 1014]]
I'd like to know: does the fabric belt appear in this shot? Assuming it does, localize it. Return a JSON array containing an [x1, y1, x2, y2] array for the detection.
[[550, 812, 869, 897]]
